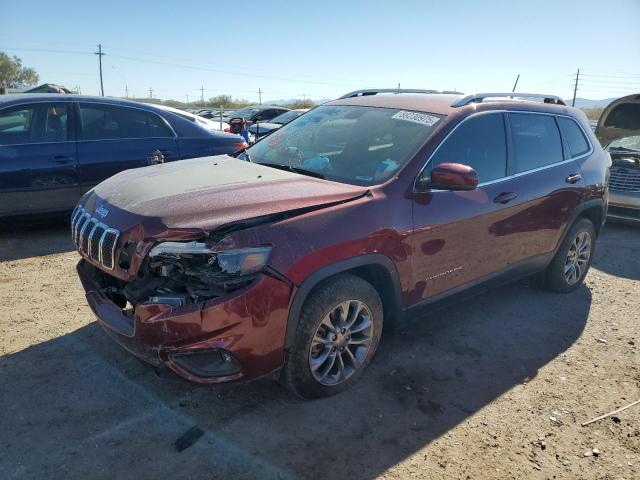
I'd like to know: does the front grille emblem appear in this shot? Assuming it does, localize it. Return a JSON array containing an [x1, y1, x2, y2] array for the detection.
[[71, 205, 120, 270], [96, 205, 110, 218]]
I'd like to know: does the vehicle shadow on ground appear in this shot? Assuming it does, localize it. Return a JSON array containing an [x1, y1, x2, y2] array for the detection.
[[591, 222, 640, 281], [0, 221, 73, 262], [0, 280, 592, 479]]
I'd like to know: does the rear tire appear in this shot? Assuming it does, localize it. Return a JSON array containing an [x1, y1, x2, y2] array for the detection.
[[544, 218, 596, 293], [281, 274, 383, 399]]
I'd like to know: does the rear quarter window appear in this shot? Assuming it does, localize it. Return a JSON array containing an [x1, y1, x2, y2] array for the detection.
[[509, 113, 563, 173], [558, 116, 590, 157]]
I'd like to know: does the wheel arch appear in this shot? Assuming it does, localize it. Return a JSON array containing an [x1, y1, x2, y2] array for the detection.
[[284, 254, 402, 349]]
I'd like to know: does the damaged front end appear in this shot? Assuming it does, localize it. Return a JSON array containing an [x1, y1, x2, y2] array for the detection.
[[109, 241, 272, 310], [77, 235, 293, 383]]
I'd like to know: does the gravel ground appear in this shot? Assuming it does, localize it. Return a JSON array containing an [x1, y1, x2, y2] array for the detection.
[[0, 221, 638, 480]]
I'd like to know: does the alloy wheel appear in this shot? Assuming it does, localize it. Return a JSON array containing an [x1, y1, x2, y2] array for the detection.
[[564, 231, 592, 285], [308, 300, 374, 386]]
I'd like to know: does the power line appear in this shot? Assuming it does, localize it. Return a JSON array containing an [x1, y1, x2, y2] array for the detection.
[[2, 45, 359, 88]]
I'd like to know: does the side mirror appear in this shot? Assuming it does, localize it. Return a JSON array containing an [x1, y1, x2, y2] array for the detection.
[[428, 162, 478, 191]]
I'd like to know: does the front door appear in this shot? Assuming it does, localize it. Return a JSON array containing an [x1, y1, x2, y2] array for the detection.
[[0, 102, 80, 217], [76, 103, 178, 194], [410, 112, 517, 301]]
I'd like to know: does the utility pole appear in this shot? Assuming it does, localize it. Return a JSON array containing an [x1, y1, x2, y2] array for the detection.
[[125, 85, 128, 98], [186, 94, 189, 104], [200, 85, 205, 106], [94, 43, 106, 96], [149, 87, 153, 98], [258, 88, 262, 105], [571, 68, 580, 107], [397, 83, 401, 92], [512, 74, 520, 93]]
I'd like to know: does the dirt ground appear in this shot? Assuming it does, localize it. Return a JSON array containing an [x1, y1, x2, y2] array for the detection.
[[0, 221, 638, 480]]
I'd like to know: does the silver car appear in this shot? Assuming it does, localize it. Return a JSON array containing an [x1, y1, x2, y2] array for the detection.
[[596, 94, 640, 223]]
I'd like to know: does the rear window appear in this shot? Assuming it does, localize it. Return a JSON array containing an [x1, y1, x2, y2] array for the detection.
[[79, 104, 173, 140], [510, 113, 563, 173], [558, 117, 590, 157]]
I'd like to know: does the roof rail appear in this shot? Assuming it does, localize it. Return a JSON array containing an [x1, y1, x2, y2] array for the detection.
[[339, 88, 463, 99], [452, 93, 566, 107]]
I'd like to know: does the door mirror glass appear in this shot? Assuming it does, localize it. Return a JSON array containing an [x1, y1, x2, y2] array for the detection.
[[428, 162, 478, 191]]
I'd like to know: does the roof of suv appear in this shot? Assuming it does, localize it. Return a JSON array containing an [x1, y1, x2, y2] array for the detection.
[[0, 94, 169, 112], [328, 92, 572, 117]]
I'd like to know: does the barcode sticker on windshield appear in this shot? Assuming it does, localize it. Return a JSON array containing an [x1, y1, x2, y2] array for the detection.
[[392, 111, 440, 126]]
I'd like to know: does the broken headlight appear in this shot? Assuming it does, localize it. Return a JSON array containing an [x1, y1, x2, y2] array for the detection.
[[141, 242, 272, 301], [148, 242, 271, 275]]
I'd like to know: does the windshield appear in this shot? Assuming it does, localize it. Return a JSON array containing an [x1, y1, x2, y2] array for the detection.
[[270, 110, 304, 124], [609, 135, 640, 152], [243, 105, 443, 186], [228, 107, 260, 119]]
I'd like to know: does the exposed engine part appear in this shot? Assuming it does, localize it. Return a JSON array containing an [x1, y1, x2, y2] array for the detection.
[[81, 246, 259, 309]]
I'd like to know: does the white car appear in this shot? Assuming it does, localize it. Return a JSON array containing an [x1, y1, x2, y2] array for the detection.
[[154, 104, 229, 132]]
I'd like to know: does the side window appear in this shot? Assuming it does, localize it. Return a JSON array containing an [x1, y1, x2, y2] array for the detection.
[[41, 104, 70, 143], [510, 113, 563, 173], [79, 104, 172, 140], [429, 113, 507, 183], [263, 109, 281, 120], [557, 116, 590, 157], [0, 104, 69, 145], [0, 106, 35, 145]]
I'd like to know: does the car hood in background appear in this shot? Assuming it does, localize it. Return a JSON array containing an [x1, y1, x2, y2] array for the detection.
[[82, 156, 368, 234], [596, 93, 640, 146]]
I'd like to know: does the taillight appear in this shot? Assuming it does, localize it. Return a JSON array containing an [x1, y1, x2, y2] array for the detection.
[[224, 127, 231, 133], [233, 142, 249, 151]]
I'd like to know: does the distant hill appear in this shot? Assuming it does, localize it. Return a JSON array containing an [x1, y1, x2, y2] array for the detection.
[[565, 97, 617, 109]]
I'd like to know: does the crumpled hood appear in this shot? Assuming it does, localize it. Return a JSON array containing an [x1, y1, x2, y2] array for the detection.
[[82, 155, 368, 234]]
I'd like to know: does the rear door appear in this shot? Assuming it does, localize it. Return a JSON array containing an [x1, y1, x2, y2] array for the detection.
[[76, 102, 178, 193], [0, 101, 80, 217], [496, 112, 586, 262]]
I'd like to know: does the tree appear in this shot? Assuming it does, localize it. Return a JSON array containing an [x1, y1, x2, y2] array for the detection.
[[282, 99, 316, 109], [0, 52, 39, 88]]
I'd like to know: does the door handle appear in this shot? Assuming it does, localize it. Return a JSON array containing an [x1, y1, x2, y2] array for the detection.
[[493, 192, 518, 204], [565, 173, 582, 184], [147, 150, 166, 164], [50, 155, 71, 164]]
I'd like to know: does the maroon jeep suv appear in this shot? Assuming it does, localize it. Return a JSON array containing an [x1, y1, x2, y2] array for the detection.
[[73, 90, 609, 398]]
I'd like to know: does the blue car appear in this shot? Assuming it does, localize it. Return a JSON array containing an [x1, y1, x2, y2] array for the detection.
[[0, 94, 247, 218]]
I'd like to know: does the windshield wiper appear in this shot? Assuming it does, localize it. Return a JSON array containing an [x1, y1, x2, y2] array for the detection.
[[258, 163, 325, 179]]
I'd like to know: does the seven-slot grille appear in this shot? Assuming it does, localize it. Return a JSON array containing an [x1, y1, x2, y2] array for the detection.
[[71, 206, 120, 269], [609, 166, 640, 192]]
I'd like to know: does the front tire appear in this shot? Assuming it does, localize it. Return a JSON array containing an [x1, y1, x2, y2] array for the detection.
[[281, 274, 383, 398], [544, 218, 596, 293]]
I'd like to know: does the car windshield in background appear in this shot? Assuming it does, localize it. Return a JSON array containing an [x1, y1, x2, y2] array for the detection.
[[244, 105, 443, 186], [270, 110, 304, 124], [229, 107, 260, 119], [609, 135, 640, 152]]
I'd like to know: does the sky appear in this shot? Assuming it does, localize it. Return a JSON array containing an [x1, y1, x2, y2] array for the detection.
[[1, 0, 640, 104]]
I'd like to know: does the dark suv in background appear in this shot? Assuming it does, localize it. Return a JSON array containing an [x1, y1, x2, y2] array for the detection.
[[0, 94, 246, 219], [73, 89, 609, 398]]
